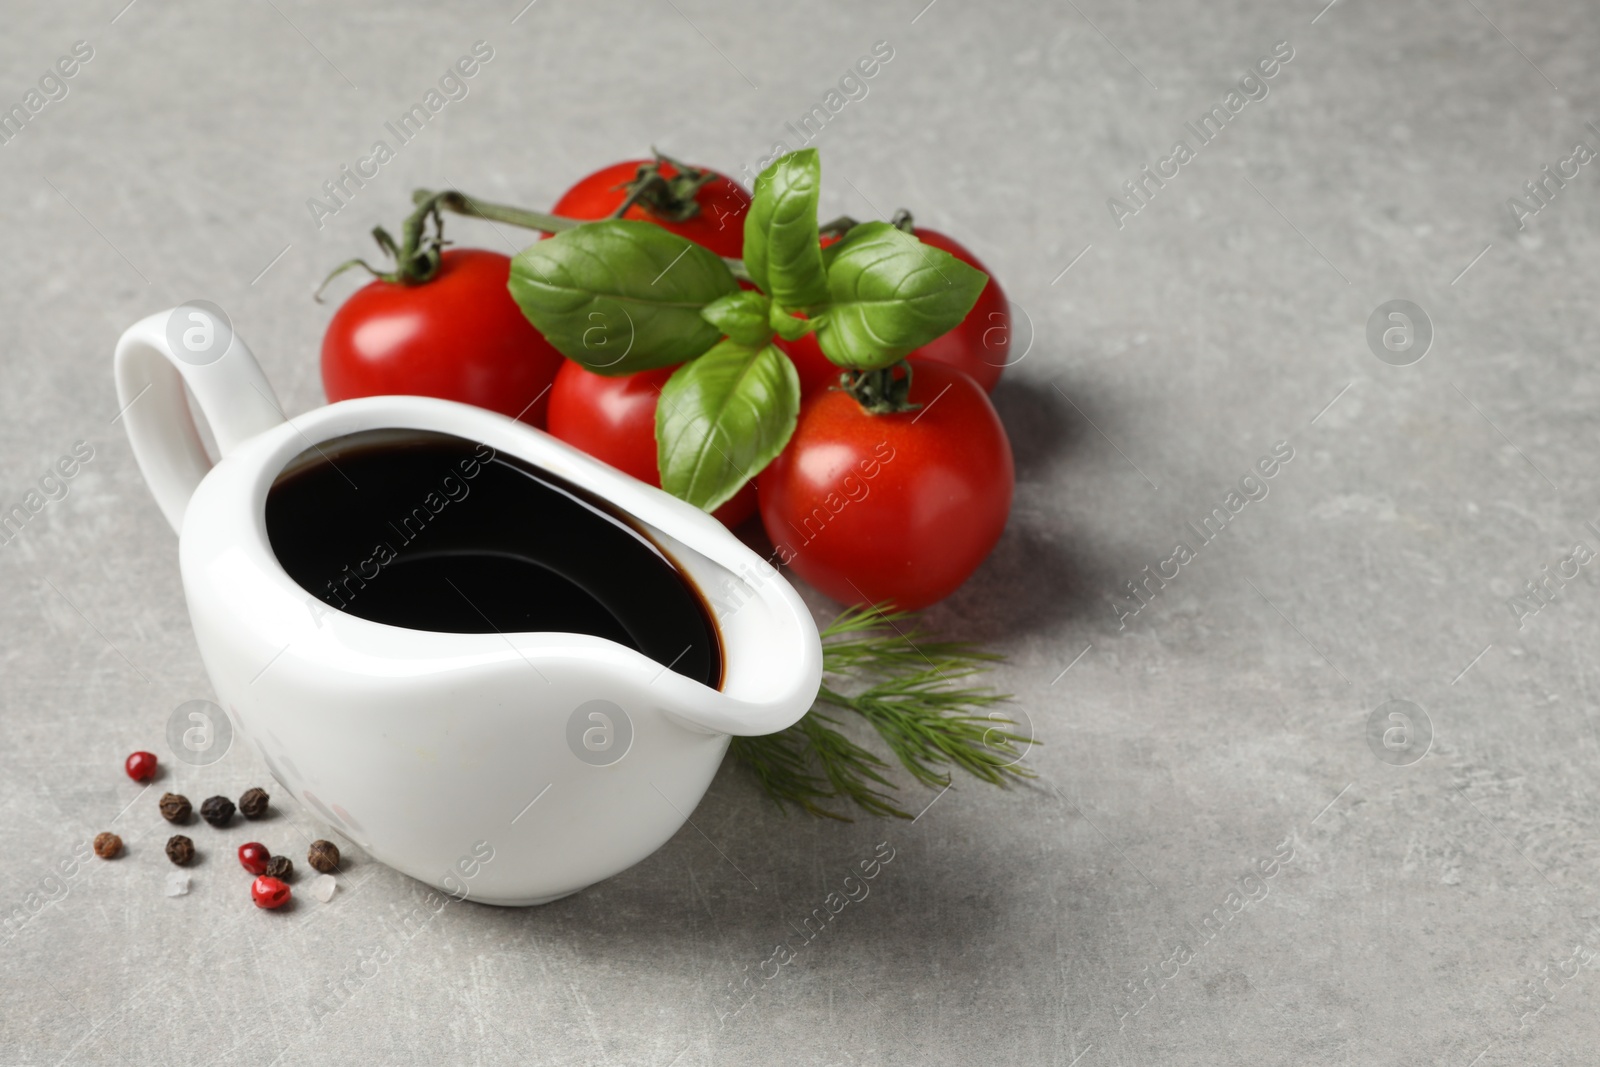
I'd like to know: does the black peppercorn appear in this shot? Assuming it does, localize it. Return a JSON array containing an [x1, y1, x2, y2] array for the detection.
[[158, 792, 192, 823], [93, 831, 122, 859], [264, 855, 293, 880], [238, 787, 270, 820], [306, 839, 341, 874], [165, 835, 195, 866], [199, 795, 235, 827]]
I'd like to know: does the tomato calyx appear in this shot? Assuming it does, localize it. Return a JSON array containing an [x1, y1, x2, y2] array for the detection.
[[817, 214, 860, 241], [612, 149, 718, 223], [314, 192, 452, 301], [841, 360, 921, 415], [817, 211, 914, 241]]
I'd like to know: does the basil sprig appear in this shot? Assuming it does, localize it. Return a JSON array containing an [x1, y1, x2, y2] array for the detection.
[[506, 151, 988, 514]]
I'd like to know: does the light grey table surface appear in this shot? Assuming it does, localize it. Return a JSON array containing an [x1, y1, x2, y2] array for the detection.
[[3, 0, 1598, 1063]]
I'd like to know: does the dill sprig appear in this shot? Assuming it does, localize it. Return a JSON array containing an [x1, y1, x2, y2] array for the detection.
[[731, 604, 1035, 820]]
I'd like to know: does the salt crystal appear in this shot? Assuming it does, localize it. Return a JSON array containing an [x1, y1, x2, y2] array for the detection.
[[165, 871, 190, 897], [311, 874, 337, 902]]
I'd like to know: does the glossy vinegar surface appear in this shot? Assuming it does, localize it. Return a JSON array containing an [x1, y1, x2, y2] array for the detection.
[[265, 430, 721, 688]]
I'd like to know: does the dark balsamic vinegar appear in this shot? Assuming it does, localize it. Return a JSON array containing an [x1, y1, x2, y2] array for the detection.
[[264, 430, 722, 689]]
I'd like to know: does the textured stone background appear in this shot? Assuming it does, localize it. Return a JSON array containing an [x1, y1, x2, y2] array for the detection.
[[2, 0, 1598, 1063]]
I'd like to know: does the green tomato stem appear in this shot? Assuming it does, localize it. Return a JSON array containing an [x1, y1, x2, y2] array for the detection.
[[413, 188, 582, 233], [314, 191, 450, 301], [415, 187, 753, 283]]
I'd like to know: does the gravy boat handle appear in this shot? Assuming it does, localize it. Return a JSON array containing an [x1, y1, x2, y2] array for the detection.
[[114, 307, 286, 532]]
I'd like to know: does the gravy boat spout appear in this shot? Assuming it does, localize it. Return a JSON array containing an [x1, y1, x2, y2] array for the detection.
[[114, 307, 822, 905]]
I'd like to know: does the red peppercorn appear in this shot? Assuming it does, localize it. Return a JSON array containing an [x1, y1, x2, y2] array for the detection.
[[125, 751, 158, 782], [238, 842, 271, 875], [251, 876, 291, 909]]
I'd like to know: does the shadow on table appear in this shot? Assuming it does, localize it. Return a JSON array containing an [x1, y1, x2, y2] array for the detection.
[[920, 372, 1119, 641], [988, 371, 1089, 482], [480, 772, 1047, 1027]]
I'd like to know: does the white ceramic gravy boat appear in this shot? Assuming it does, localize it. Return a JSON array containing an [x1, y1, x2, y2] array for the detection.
[[115, 306, 821, 905]]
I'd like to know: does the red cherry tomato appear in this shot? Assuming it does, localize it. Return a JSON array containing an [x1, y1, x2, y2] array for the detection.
[[321, 249, 564, 428], [776, 226, 1011, 395], [757, 363, 1012, 611], [547, 360, 758, 528], [909, 228, 1011, 392], [551, 159, 750, 258]]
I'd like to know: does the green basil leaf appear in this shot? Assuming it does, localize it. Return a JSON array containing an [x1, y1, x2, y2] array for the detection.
[[656, 341, 800, 511], [744, 149, 830, 310], [507, 220, 737, 374], [701, 291, 773, 347], [812, 221, 989, 371], [769, 303, 814, 342]]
